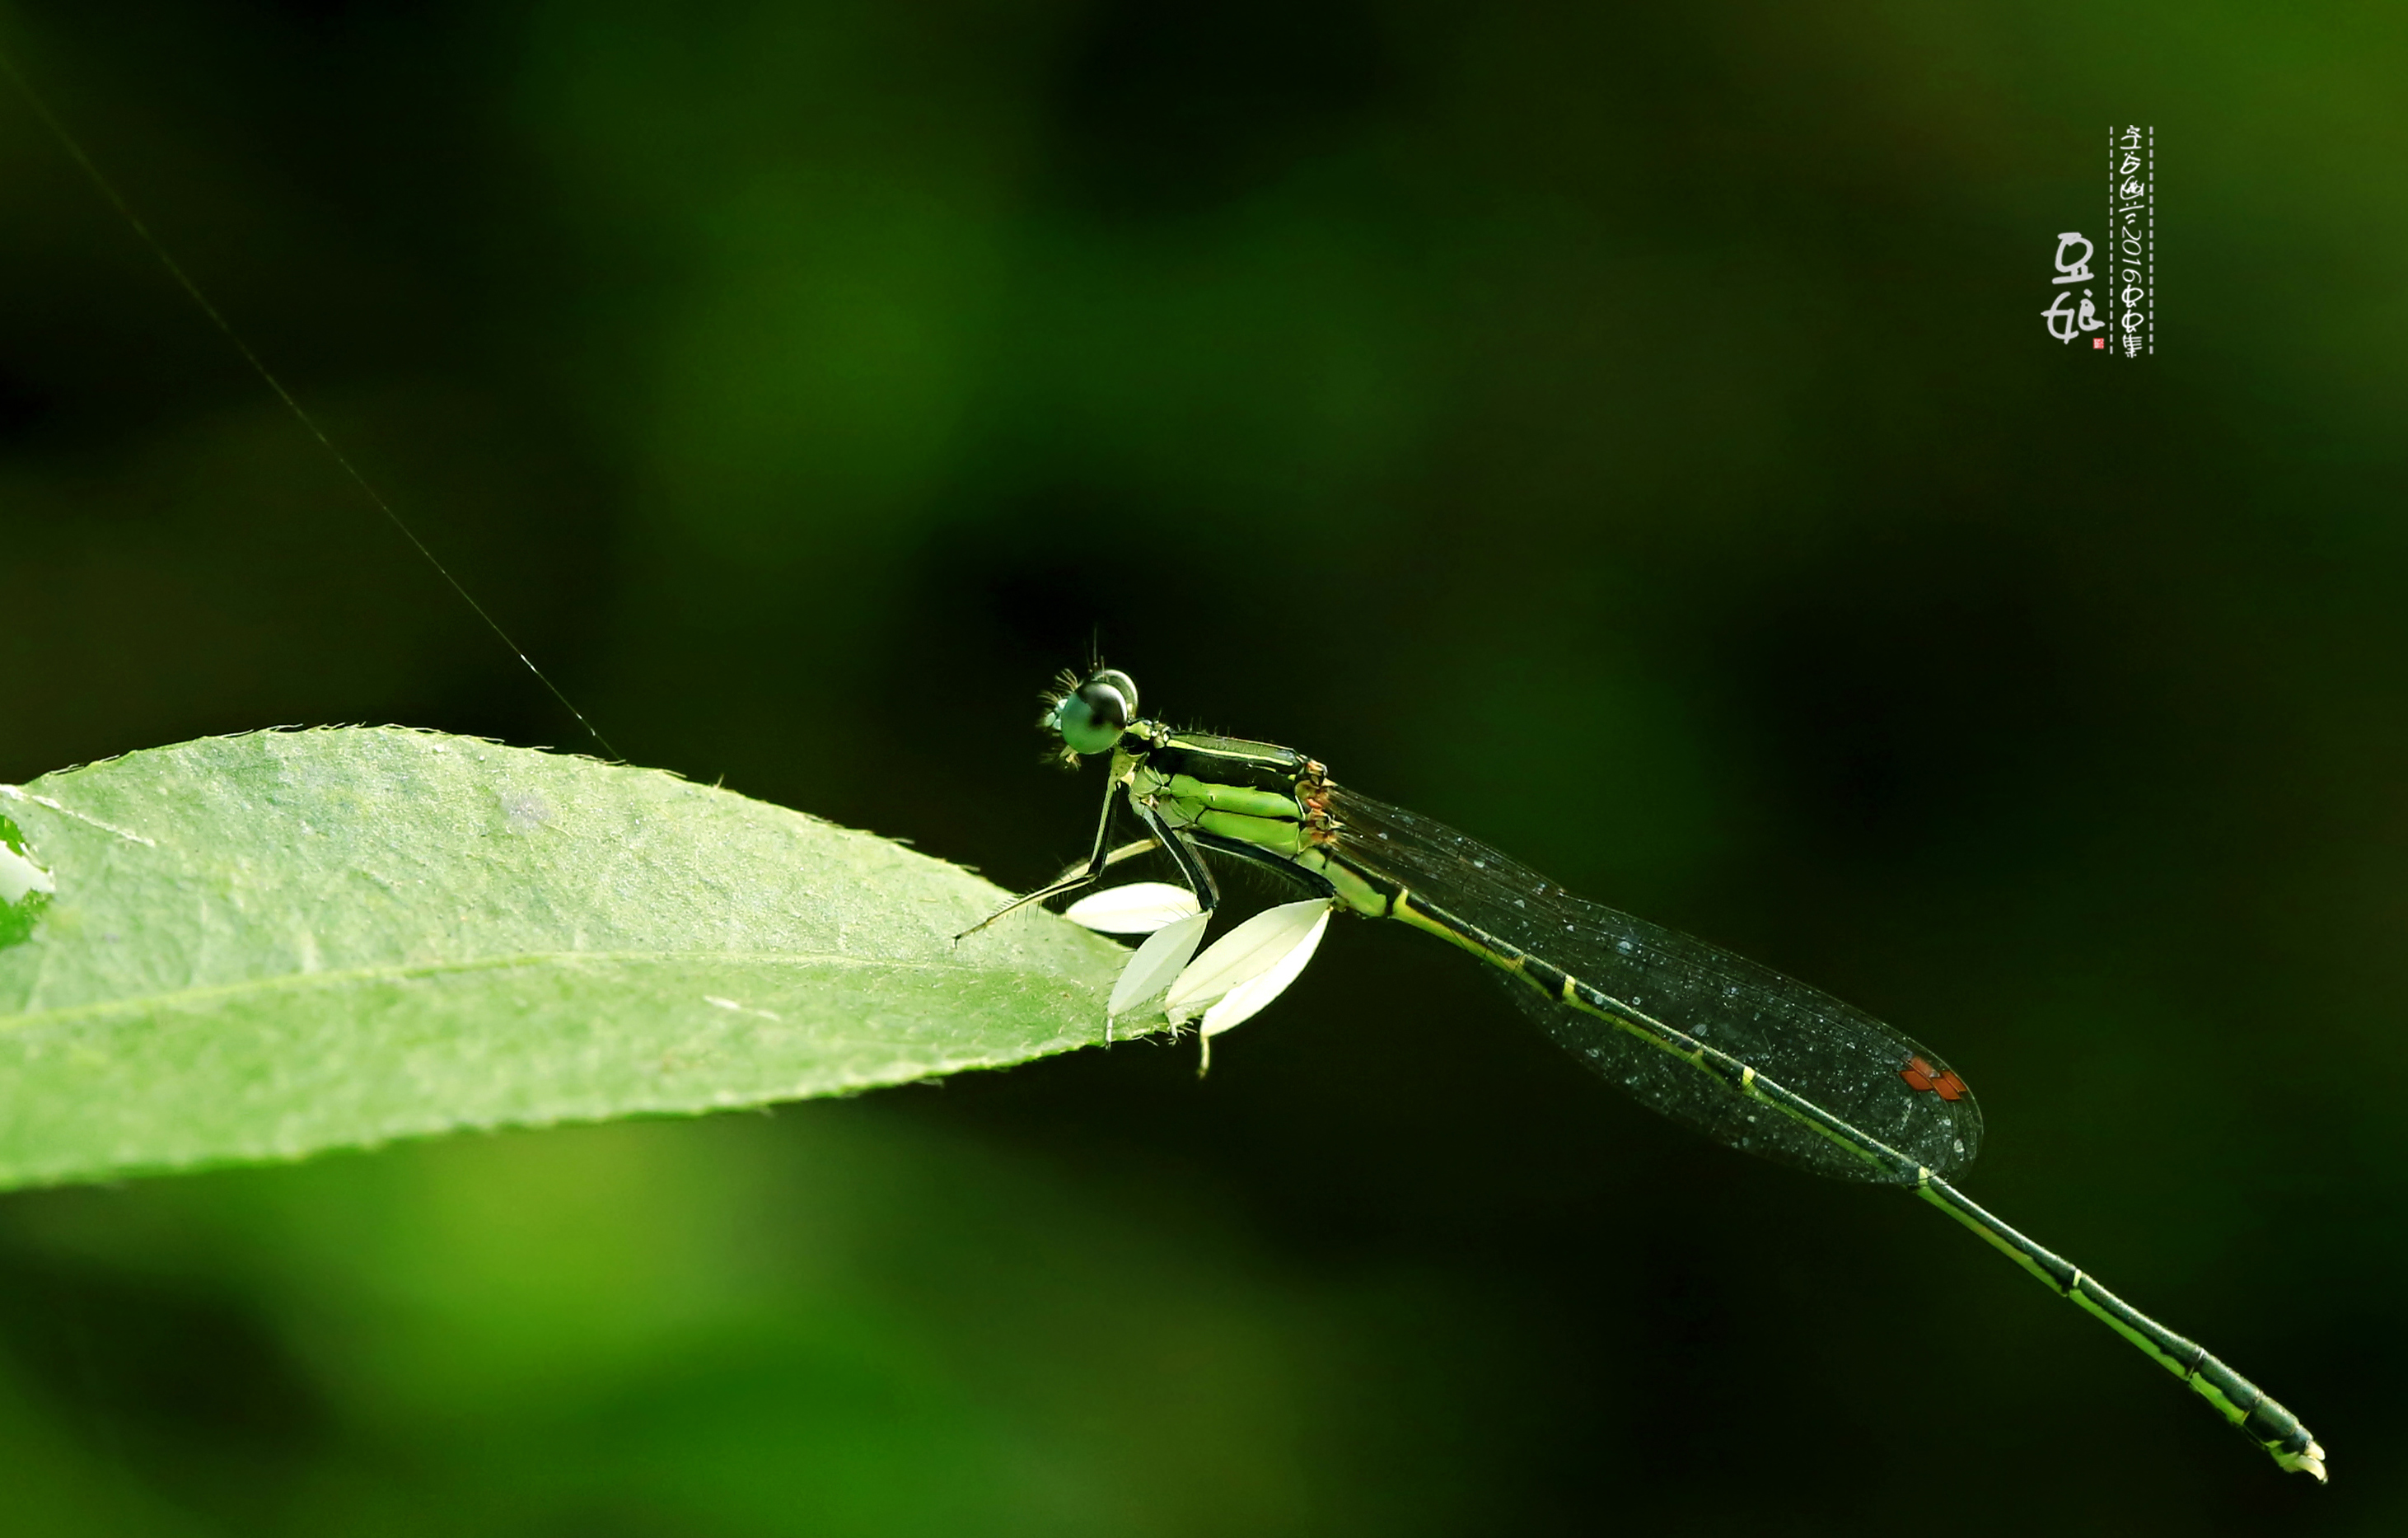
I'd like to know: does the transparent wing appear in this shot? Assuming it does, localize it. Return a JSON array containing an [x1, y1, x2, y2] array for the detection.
[[1326, 787, 1983, 1184]]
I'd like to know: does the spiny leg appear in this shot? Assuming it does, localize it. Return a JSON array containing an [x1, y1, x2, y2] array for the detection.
[[1131, 802, 1220, 918], [958, 782, 1129, 939], [1058, 836, 1165, 885]]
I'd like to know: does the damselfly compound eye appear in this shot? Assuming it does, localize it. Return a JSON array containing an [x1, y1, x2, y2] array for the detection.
[[1054, 676, 1132, 755], [1085, 668, 1138, 714]]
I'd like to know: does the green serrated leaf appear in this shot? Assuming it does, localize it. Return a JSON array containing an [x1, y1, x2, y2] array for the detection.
[[0, 727, 1127, 1191]]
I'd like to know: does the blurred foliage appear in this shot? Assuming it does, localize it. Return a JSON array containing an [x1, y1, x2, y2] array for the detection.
[[1, 0, 2403, 1532], [0, 1110, 1495, 1536]]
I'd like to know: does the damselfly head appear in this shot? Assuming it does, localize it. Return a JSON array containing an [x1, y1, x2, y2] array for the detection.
[[1042, 667, 1140, 760]]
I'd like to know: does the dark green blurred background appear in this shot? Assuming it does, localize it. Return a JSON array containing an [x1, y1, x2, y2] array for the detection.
[[3, 2, 2402, 1532]]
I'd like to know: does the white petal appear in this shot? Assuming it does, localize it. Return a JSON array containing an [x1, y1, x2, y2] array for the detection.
[[1064, 881, 1203, 935], [1200, 905, 1331, 1037], [1166, 899, 1334, 1029], [1108, 911, 1210, 1018]]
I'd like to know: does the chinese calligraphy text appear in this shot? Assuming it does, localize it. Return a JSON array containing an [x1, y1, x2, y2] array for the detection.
[[2041, 231, 2105, 344], [2108, 124, 2152, 356]]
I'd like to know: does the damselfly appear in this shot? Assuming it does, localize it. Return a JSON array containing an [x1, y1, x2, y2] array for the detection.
[[970, 666, 2326, 1483]]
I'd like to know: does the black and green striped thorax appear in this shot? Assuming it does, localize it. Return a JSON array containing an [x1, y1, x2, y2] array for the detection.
[[1115, 723, 1403, 918]]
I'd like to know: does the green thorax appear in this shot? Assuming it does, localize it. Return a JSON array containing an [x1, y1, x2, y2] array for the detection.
[[1119, 723, 1321, 849], [1113, 722, 1396, 917]]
